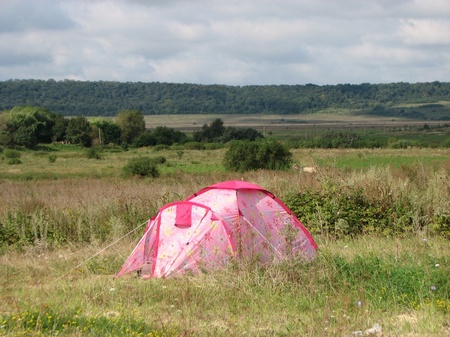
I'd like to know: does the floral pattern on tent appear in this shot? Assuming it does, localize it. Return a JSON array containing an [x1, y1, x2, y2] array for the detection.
[[116, 180, 317, 278]]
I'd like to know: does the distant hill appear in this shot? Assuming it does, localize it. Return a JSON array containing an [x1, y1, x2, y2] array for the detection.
[[1, 79, 449, 119]]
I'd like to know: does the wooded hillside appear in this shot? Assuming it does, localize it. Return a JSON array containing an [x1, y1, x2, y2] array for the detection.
[[1, 79, 449, 118]]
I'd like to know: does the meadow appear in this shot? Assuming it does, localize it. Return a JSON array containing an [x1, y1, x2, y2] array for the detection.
[[1, 136, 450, 335]]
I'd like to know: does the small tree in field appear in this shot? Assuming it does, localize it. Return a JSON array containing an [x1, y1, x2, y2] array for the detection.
[[223, 139, 292, 172]]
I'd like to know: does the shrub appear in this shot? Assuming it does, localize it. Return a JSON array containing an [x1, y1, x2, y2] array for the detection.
[[3, 149, 21, 159], [284, 189, 413, 237], [7, 158, 22, 165], [48, 154, 57, 163], [86, 147, 102, 159], [432, 214, 450, 239], [152, 144, 169, 152], [182, 141, 205, 150], [152, 156, 166, 164], [122, 157, 160, 178], [223, 139, 292, 172]]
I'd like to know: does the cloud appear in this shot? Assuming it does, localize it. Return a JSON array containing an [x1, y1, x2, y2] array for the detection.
[[0, 0, 449, 85], [0, 0, 75, 33]]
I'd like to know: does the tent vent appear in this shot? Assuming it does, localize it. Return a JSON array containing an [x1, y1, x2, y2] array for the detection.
[[175, 203, 192, 228]]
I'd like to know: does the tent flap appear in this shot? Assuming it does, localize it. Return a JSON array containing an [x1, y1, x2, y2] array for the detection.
[[175, 202, 192, 228]]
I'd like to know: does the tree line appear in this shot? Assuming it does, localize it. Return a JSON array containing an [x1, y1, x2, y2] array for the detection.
[[0, 106, 264, 149], [1, 80, 449, 117]]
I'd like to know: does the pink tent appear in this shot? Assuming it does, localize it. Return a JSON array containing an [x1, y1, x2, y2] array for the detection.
[[115, 180, 317, 278]]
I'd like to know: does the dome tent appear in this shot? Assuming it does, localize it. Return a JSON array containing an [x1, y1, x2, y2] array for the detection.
[[115, 180, 317, 279]]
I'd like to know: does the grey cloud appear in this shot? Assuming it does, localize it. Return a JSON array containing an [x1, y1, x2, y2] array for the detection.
[[0, 0, 75, 33], [0, 0, 449, 85]]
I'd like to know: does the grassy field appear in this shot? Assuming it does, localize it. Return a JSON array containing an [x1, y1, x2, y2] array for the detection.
[[1, 145, 449, 180], [1, 140, 450, 335], [1, 235, 449, 336]]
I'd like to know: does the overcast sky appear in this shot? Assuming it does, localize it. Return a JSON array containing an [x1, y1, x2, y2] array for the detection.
[[1, 0, 449, 86]]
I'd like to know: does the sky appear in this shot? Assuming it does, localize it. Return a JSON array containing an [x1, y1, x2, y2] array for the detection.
[[0, 0, 449, 86]]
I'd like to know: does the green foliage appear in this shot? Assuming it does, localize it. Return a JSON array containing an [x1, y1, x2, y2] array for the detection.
[[86, 147, 102, 159], [132, 130, 156, 147], [2, 80, 450, 117], [48, 154, 57, 163], [0, 106, 62, 148], [389, 140, 415, 149], [3, 149, 21, 159], [182, 141, 205, 150], [152, 144, 169, 151], [220, 126, 264, 142], [152, 155, 166, 164], [115, 109, 145, 144], [193, 118, 226, 142], [6, 158, 21, 165], [66, 116, 92, 147], [52, 114, 68, 142], [223, 139, 292, 172], [151, 126, 188, 145], [94, 120, 122, 145], [193, 118, 264, 143], [122, 157, 160, 178], [316, 130, 363, 148], [432, 214, 450, 239], [284, 189, 415, 237], [3, 150, 22, 165]]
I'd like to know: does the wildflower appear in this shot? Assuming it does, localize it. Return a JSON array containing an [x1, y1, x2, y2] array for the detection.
[[430, 285, 436, 291], [356, 301, 362, 307], [435, 264, 440, 267], [422, 238, 427, 242]]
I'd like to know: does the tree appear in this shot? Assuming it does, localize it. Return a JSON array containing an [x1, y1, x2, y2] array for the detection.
[[223, 139, 292, 172], [66, 116, 92, 147], [220, 127, 264, 142], [193, 118, 226, 142], [115, 110, 145, 144], [0, 106, 59, 148], [151, 126, 188, 145], [93, 120, 121, 145], [52, 114, 69, 142]]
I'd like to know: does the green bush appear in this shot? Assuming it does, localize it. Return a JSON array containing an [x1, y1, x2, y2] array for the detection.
[[432, 214, 450, 239], [7, 158, 22, 165], [284, 189, 414, 237], [122, 157, 160, 178], [86, 147, 102, 159], [3, 149, 21, 159], [223, 139, 292, 172], [152, 144, 169, 152], [48, 154, 57, 163], [152, 155, 166, 164], [182, 141, 205, 150]]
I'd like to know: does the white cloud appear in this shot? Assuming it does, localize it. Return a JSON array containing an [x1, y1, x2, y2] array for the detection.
[[0, 0, 449, 85]]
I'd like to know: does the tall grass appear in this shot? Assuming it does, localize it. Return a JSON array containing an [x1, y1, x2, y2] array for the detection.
[[1, 152, 449, 248]]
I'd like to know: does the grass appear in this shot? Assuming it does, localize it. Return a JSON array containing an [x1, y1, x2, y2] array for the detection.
[[1, 146, 449, 181], [1, 146, 450, 336], [0, 236, 449, 336]]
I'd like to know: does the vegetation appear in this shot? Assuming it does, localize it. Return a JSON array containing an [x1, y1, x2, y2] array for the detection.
[[0, 162, 449, 336], [0, 110, 449, 335], [122, 157, 160, 178], [223, 139, 292, 172], [1, 80, 449, 117]]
